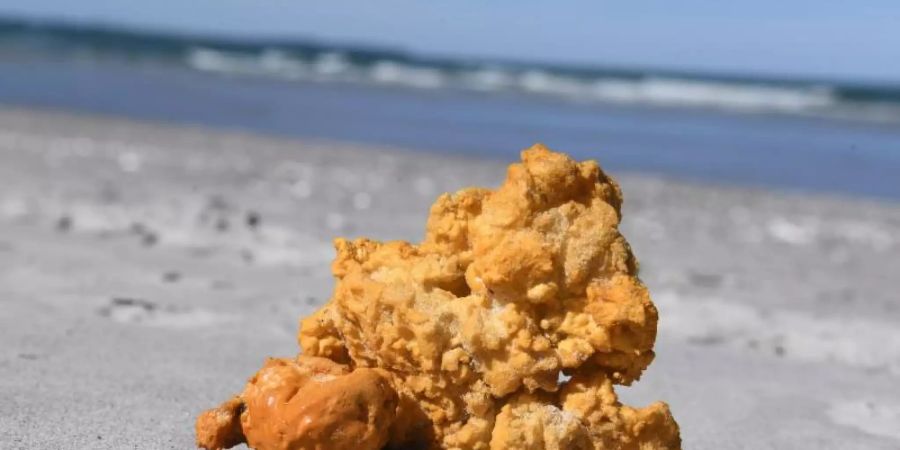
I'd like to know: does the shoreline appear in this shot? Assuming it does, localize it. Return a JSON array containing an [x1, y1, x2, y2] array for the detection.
[[3, 103, 898, 207], [3, 56, 900, 200], [2, 106, 899, 449]]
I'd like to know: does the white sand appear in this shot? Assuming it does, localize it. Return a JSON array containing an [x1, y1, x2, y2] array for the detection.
[[1, 107, 899, 449]]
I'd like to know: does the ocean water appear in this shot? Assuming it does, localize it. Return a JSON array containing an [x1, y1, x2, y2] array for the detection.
[[1, 17, 899, 200]]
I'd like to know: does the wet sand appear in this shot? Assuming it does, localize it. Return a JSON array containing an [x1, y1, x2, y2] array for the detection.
[[2, 106, 899, 449]]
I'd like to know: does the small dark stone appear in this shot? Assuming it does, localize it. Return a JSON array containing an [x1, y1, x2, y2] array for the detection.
[[18, 353, 38, 360], [162, 271, 182, 283], [687, 334, 725, 346], [141, 232, 159, 246], [56, 216, 73, 232], [689, 271, 723, 288], [246, 211, 261, 229], [130, 222, 147, 234], [130, 222, 159, 246], [774, 345, 786, 357], [111, 297, 156, 311]]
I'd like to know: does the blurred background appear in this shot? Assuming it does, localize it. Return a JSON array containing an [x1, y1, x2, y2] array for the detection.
[[1, 2, 899, 449], [1, 1, 899, 197]]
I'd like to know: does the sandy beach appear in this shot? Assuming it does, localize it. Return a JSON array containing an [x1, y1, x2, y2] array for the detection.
[[2, 106, 899, 449]]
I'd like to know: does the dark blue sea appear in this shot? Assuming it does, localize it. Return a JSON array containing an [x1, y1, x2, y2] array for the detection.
[[1, 17, 899, 200]]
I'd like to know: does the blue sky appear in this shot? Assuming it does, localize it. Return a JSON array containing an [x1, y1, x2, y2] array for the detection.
[[2, 0, 899, 82]]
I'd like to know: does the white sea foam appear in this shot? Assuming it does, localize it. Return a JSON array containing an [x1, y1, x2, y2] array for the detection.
[[313, 52, 351, 76], [460, 67, 515, 91], [186, 47, 257, 75], [184, 47, 850, 116], [517, 70, 586, 97], [370, 61, 446, 89], [590, 77, 835, 112], [258, 49, 309, 79]]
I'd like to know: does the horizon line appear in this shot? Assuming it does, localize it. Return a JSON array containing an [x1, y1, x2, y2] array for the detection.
[[0, 12, 898, 88]]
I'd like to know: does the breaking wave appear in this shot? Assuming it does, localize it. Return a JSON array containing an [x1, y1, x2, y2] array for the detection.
[[3, 16, 900, 122], [185, 47, 839, 113]]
